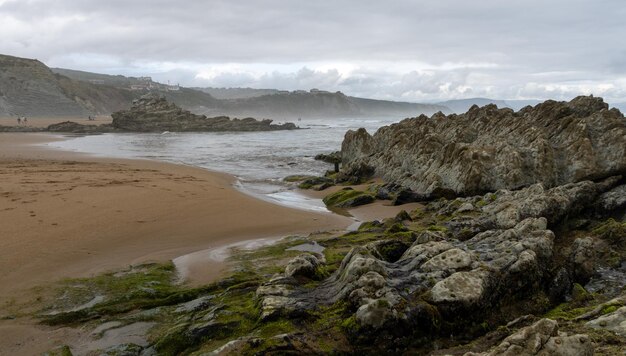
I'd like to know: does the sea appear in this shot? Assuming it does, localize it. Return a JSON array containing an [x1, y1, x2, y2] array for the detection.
[[47, 117, 401, 212]]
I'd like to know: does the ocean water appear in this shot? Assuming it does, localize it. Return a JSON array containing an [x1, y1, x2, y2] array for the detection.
[[47, 117, 400, 211]]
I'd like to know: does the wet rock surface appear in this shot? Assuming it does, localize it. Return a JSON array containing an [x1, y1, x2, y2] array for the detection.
[[339, 96, 626, 197]]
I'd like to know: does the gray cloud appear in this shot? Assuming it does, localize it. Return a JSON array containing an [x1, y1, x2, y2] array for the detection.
[[1, 0, 625, 102]]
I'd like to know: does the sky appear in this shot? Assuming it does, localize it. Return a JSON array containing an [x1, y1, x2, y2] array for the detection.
[[1, 0, 625, 103]]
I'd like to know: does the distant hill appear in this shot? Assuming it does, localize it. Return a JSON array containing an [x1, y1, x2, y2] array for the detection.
[[52, 67, 219, 112], [1, 53, 448, 119], [199, 90, 450, 119], [437, 98, 542, 113], [0, 54, 136, 117], [194, 87, 280, 99]]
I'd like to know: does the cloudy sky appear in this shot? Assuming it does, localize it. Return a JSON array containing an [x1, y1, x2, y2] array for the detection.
[[1, 0, 625, 103]]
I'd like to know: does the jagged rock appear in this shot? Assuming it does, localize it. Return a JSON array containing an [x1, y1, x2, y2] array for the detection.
[[431, 177, 621, 238], [465, 318, 593, 356], [340, 96, 626, 197], [586, 306, 626, 337], [111, 94, 298, 132]]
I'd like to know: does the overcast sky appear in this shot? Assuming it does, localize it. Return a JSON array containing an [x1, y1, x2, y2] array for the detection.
[[1, 0, 625, 103]]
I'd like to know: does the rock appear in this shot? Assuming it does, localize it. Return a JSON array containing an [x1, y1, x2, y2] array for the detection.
[[339, 96, 626, 197], [46, 121, 116, 133], [111, 94, 298, 132], [569, 237, 596, 283], [322, 188, 375, 208], [594, 184, 626, 213], [429, 269, 488, 306], [297, 176, 333, 190], [314, 151, 341, 164], [284, 253, 325, 278], [174, 295, 214, 313], [466, 318, 593, 356], [355, 298, 397, 328], [431, 177, 621, 236], [257, 216, 556, 330], [586, 306, 626, 336], [421, 248, 475, 273], [253, 177, 623, 348]]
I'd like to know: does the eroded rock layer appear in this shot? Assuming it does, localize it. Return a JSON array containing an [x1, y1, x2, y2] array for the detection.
[[339, 96, 626, 197]]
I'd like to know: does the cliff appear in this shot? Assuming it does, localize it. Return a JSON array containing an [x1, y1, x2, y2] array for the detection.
[[0, 54, 136, 116]]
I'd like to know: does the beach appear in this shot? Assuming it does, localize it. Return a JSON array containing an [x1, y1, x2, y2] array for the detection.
[[0, 132, 353, 355], [0, 131, 423, 355], [0, 133, 354, 304]]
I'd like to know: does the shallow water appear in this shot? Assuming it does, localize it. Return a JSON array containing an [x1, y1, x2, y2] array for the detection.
[[47, 116, 400, 211]]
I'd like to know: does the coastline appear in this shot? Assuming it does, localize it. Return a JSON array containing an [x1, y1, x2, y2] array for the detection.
[[0, 131, 425, 355], [0, 132, 353, 306]]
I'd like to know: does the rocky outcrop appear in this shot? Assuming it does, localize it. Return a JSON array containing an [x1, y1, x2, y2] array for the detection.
[[256, 177, 623, 339], [111, 94, 297, 132], [339, 96, 626, 197]]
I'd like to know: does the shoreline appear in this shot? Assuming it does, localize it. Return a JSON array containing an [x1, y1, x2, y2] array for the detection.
[[0, 131, 422, 355], [0, 132, 352, 306]]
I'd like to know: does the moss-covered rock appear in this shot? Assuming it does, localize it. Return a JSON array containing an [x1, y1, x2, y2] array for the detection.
[[322, 188, 375, 208]]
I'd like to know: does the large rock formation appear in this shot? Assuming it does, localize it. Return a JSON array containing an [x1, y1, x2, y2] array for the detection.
[[256, 176, 624, 342], [339, 96, 626, 197], [111, 94, 297, 132]]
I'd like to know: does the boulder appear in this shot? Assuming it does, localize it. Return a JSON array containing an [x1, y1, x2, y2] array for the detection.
[[284, 253, 325, 278]]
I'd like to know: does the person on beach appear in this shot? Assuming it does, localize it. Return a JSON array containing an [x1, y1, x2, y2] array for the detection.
[[23, 117, 28, 125], [17, 117, 21, 125]]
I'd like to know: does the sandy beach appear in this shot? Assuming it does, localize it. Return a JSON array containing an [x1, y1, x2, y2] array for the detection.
[[0, 133, 353, 306]]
